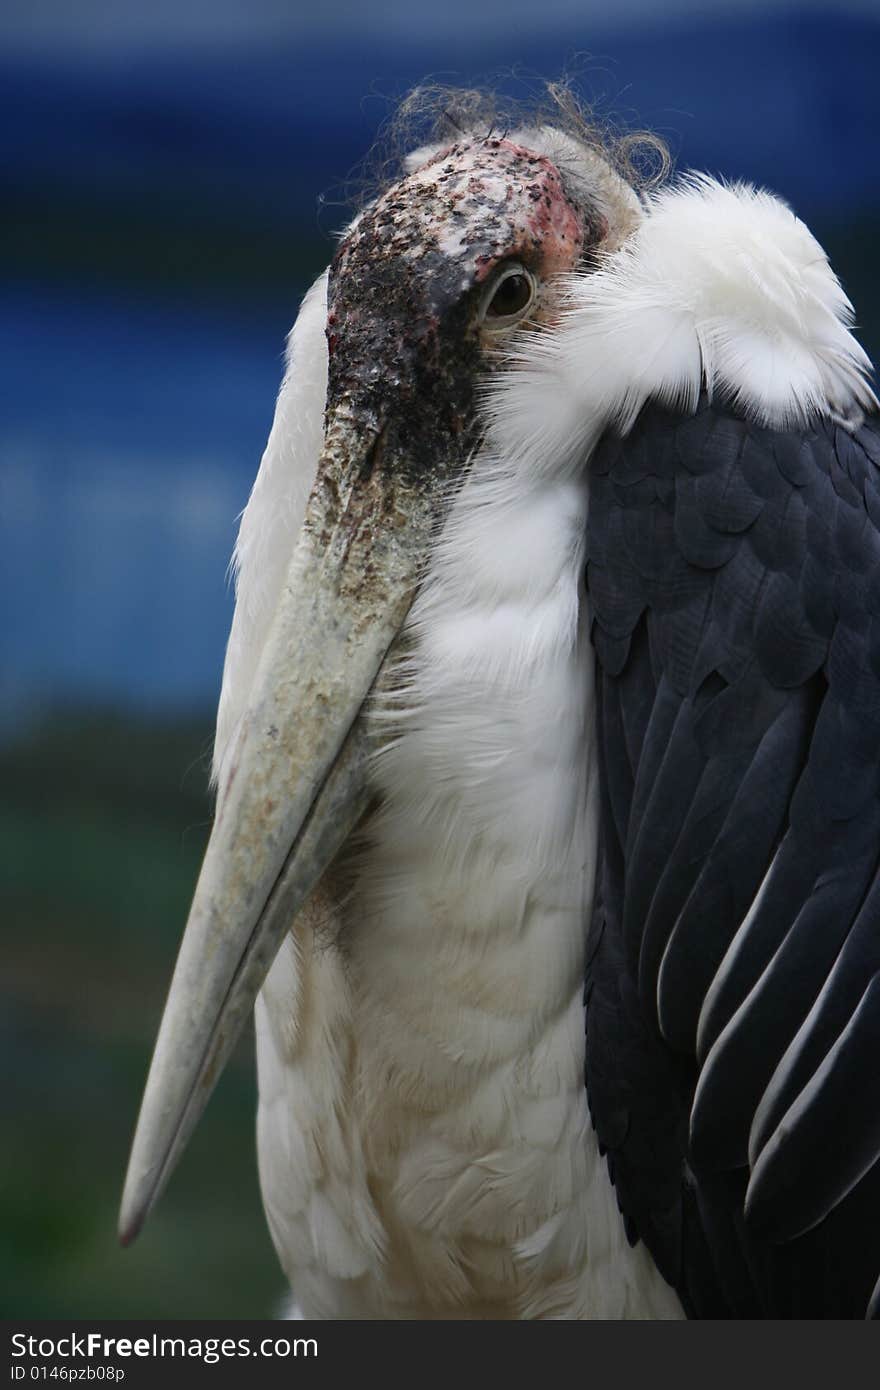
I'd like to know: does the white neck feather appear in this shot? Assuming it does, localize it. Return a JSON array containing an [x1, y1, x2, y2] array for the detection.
[[488, 174, 875, 482]]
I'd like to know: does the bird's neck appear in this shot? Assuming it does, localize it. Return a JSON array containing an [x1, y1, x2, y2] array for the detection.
[[354, 462, 599, 1083]]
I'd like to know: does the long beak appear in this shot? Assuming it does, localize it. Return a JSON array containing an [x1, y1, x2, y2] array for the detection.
[[119, 404, 444, 1245]]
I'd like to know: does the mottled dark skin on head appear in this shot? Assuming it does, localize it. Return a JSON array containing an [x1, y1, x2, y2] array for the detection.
[[324, 138, 590, 487]]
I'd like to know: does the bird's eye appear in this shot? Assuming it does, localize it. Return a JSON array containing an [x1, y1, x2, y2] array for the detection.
[[479, 264, 536, 328]]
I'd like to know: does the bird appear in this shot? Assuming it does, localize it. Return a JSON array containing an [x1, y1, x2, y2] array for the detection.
[[119, 92, 880, 1318]]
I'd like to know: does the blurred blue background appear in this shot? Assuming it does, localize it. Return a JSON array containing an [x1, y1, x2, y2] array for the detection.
[[3, 0, 878, 1318]]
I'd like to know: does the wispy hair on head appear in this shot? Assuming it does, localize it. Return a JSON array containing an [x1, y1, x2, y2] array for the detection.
[[347, 75, 671, 212]]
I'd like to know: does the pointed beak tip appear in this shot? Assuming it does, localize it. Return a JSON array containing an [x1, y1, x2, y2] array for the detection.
[[118, 1216, 140, 1249], [118, 1185, 148, 1248]]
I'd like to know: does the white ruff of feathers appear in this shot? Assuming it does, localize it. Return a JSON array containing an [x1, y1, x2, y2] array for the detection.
[[212, 150, 873, 1319]]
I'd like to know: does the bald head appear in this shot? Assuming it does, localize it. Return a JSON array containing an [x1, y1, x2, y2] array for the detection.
[[326, 135, 625, 463]]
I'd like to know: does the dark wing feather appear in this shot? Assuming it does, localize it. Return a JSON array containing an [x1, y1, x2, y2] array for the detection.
[[584, 394, 880, 1317]]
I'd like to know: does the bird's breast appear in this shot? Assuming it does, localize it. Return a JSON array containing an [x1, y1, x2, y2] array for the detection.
[[255, 462, 681, 1318]]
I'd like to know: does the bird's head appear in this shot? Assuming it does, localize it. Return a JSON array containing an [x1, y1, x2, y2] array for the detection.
[[119, 130, 640, 1243], [327, 136, 589, 433], [324, 133, 633, 459]]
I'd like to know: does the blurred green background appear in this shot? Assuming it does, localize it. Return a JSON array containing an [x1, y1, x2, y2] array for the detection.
[[2, 711, 281, 1315], [2, 0, 879, 1318]]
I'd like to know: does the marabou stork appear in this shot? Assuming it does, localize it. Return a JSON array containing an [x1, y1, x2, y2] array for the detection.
[[120, 103, 880, 1318]]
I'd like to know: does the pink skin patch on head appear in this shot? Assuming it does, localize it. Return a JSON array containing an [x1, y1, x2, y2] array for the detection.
[[473, 138, 586, 280]]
